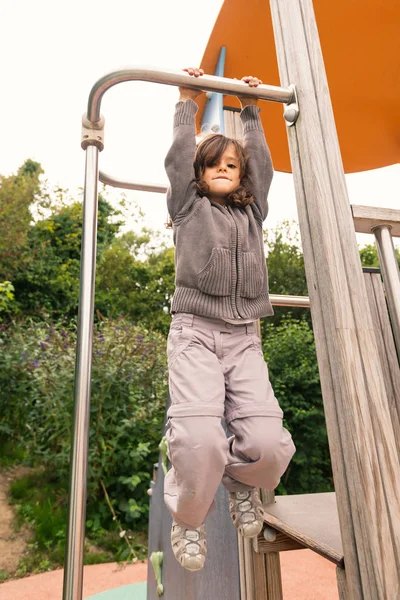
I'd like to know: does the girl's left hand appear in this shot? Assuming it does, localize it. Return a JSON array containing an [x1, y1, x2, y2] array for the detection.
[[179, 67, 205, 101], [236, 75, 263, 107]]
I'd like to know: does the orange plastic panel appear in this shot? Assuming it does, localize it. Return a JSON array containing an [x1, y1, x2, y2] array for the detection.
[[197, 0, 400, 173]]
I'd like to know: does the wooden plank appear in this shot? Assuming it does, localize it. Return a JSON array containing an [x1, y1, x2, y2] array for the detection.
[[243, 538, 255, 600], [372, 226, 400, 357], [238, 534, 247, 600], [336, 567, 348, 600], [265, 554, 283, 600], [240, 534, 282, 600], [224, 107, 244, 141], [352, 205, 400, 238], [269, 2, 400, 599], [261, 493, 342, 565], [255, 529, 306, 554], [364, 273, 400, 457], [253, 551, 269, 600], [370, 273, 400, 394]]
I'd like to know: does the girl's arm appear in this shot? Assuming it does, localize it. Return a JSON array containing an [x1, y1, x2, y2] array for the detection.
[[237, 77, 274, 223], [164, 68, 204, 223]]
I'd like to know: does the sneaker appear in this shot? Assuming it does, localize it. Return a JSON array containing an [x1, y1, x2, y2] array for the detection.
[[229, 488, 264, 538], [171, 520, 207, 571]]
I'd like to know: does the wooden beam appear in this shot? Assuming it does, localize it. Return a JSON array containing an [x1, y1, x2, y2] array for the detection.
[[254, 528, 305, 554], [264, 554, 283, 600], [260, 493, 343, 566], [352, 205, 400, 238], [364, 272, 400, 456], [253, 551, 269, 600], [337, 567, 349, 600], [269, 1, 400, 599]]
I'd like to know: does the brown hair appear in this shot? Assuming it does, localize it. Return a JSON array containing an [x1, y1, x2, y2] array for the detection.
[[165, 134, 254, 229], [194, 134, 254, 208]]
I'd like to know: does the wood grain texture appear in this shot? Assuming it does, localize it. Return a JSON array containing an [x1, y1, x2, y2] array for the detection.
[[252, 551, 269, 600], [255, 529, 306, 554], [224, 108, 244, 141], [336, 567, 349, 600], [372, 226, 400, 359], [261, 493, 343, 565], [239, 534, 283, 600], [243, 538, 255, 600], [265, 554, 283, 600], [364, 273, 400, 456], [352, 205, 400, 237], [238, 535, 247, 600], [269, 1, 400, 598]]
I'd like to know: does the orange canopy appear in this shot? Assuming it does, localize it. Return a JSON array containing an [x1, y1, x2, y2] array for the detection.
[[197, 0, 400, 174]]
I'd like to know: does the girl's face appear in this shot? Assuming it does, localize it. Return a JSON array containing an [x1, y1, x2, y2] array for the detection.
[[202, 143, 241, 203]]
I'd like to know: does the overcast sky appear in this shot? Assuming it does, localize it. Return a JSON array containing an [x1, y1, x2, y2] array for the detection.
[[1, 0, 398, 249]]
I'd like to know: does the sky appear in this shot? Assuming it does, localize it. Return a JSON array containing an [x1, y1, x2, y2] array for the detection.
[[1, 0, 399, 250]]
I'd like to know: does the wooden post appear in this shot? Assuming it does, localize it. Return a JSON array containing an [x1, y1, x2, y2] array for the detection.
[[269, 1, 400, 599], [260, 490, 283, 600], [336, 567, 349, 600], [238, 488, 283, 600]]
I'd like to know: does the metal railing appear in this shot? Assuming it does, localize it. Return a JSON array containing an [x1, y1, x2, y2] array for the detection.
[[86, 66, 295, 123], [63, 67, 298, 600], [99, 170, 167, 194]]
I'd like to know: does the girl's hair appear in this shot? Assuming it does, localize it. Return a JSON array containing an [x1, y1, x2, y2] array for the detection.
[[194, 134, 254, 208], [165, 134, 253, 229]]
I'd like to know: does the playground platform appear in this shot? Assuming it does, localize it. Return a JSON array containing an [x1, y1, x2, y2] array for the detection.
[[0, 550, 339, 600]]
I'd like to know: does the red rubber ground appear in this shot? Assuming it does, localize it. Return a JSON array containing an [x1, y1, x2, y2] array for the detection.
[[0, 550, 339, 599]]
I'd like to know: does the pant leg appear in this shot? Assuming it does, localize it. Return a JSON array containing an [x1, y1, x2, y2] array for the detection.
[[164, 416, 229, 529], [222, 415, 295, 492], [221, 324, 295, 492], [164, 314, 227, 529]]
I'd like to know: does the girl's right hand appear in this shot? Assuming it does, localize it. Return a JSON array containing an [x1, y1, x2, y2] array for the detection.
[[179, 67, 204, 101]]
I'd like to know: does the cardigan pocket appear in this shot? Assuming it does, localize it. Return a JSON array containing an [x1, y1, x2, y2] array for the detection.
[[197, 248, 232, 296], [241, 252, 264, 298]]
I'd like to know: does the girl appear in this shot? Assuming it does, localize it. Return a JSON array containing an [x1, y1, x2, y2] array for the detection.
[[164, 67, 295, 571]]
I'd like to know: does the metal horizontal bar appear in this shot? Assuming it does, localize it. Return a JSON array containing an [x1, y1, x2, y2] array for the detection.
[[99, 170, 167, 193], [87, 66, 294, 122], [269, 294, 310, 308]]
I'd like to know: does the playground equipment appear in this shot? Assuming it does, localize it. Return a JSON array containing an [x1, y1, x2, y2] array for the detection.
[[64, 69, 298, 600], [197, 1, 400, 598], [63, 0, 400, 599]]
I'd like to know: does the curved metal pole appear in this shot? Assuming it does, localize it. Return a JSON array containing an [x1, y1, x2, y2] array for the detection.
[[87, 66, 295, 122], [63, 145, 99, 600], [99, 170, 168, 193]]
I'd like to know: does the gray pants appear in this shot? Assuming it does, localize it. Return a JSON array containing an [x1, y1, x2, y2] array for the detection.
[[164, 313, 295, 529]]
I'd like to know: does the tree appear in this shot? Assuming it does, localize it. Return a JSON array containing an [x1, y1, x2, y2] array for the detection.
[[262, 221, 309, 334], [0, 160, 43, 281], [262, 317, 332, 494], [96, 232, 175, 336], [359, 243, 400, 269], [12, 195, 122, 317]]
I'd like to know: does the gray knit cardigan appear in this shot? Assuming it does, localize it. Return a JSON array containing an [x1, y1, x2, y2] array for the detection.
[[165, 99, 274, 320]]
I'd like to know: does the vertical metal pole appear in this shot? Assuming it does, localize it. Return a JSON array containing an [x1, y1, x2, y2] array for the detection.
[[372, 225, 400, 359], [63, 145, 100, 600]]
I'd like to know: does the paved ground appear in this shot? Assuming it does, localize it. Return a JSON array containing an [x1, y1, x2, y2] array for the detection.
[[0, 550, 339, 599]]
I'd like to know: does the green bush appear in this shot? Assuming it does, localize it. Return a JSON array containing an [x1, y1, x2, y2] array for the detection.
[[262, 316, 333, 495], [0, 281, 15, 318], [0, 317, 168, 529]]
